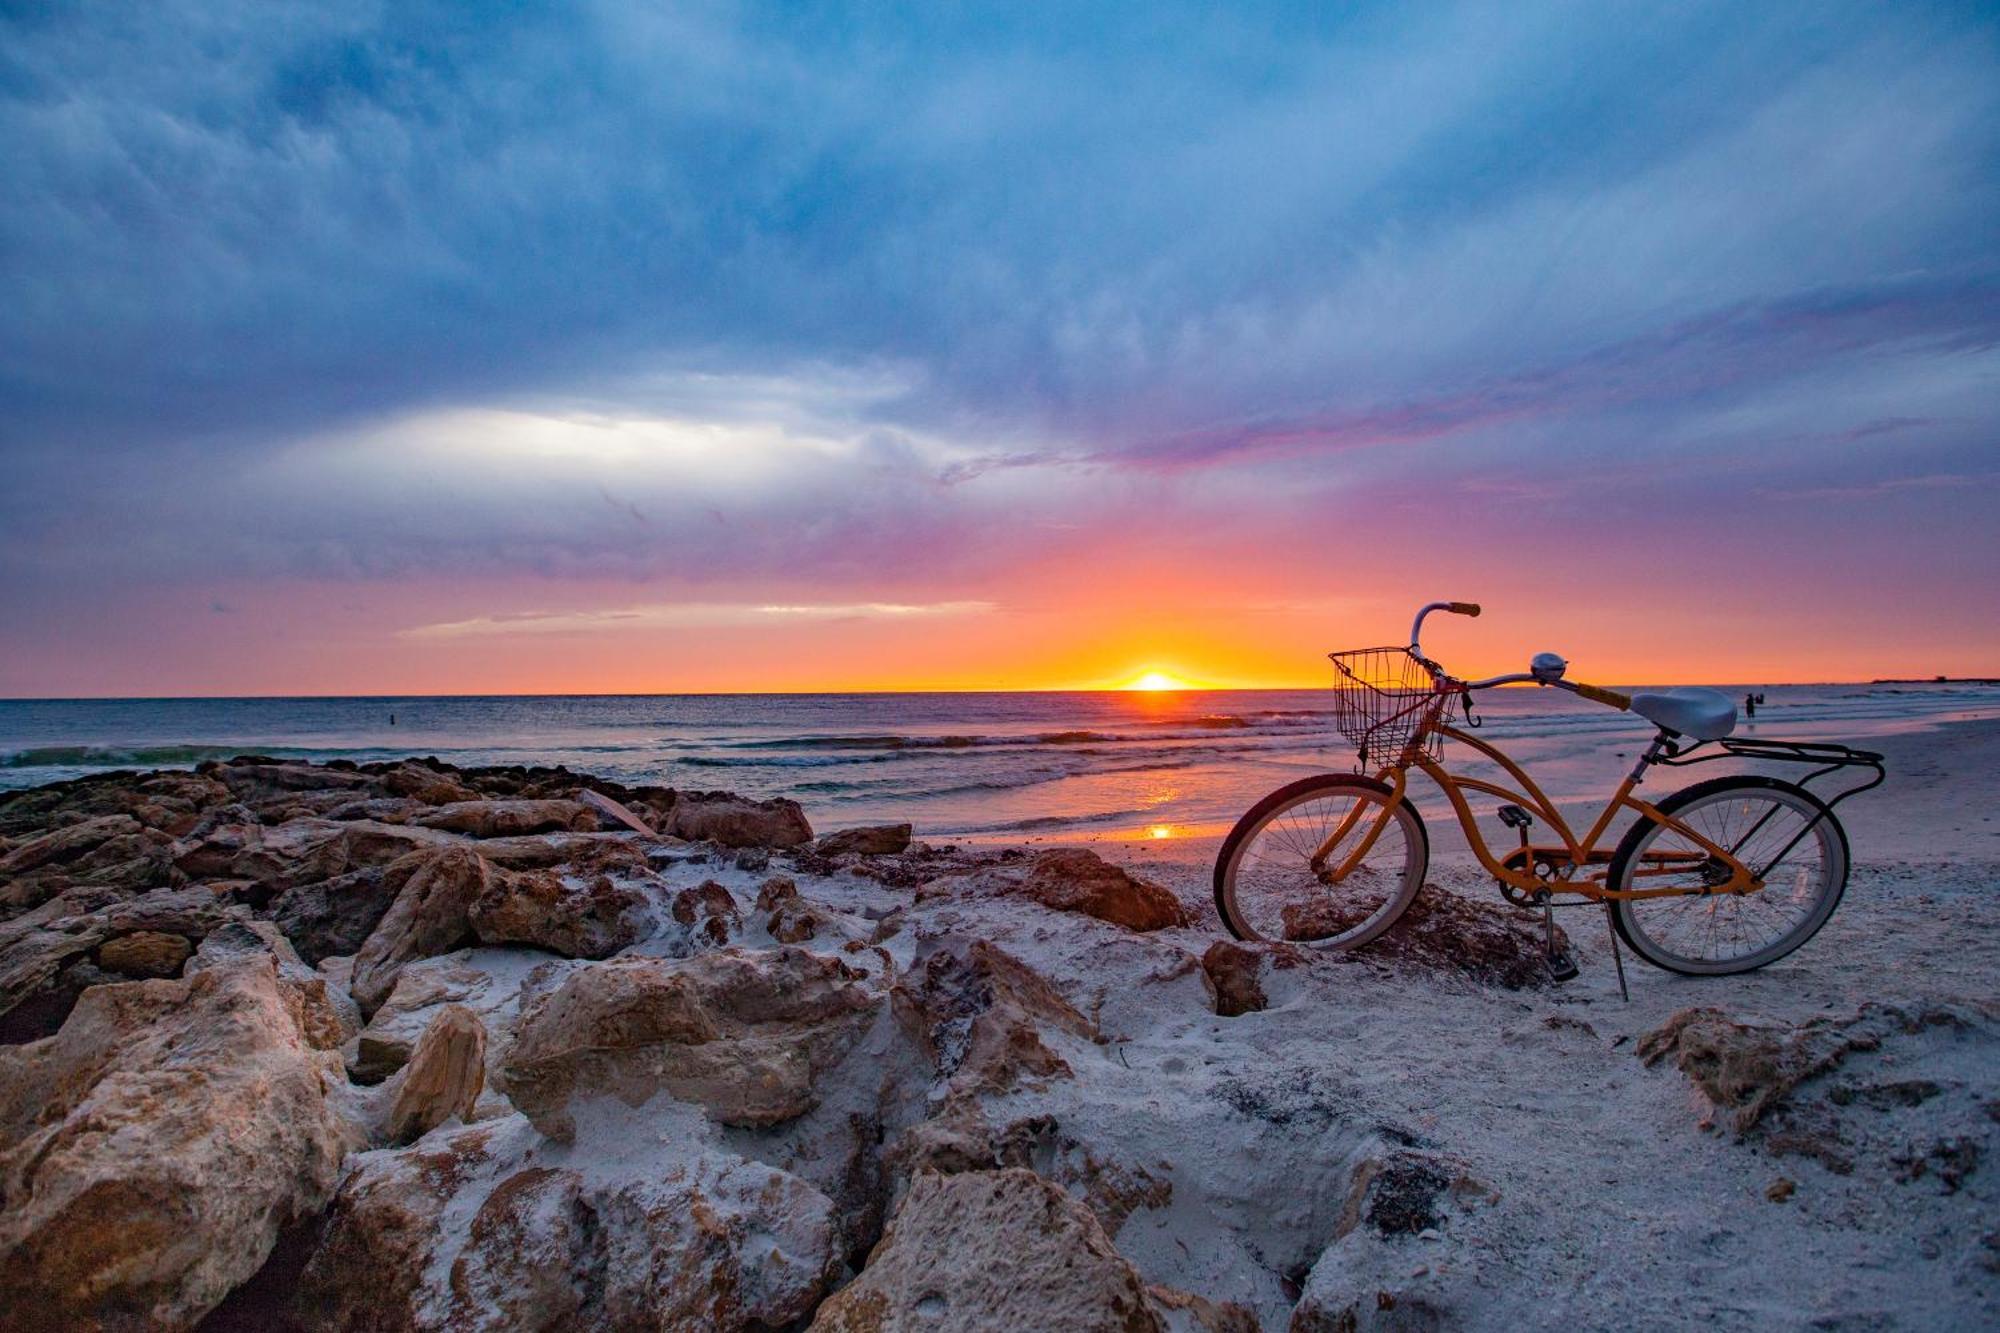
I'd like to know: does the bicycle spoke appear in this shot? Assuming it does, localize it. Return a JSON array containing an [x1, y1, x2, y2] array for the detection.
[[1618, 786, 1840, 972]]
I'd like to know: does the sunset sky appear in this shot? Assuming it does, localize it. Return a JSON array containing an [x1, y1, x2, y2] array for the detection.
[[3, 2, 1996, 696]]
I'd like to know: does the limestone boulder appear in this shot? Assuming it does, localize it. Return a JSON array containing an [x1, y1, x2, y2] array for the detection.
[[921, 849, 1189, 933], [0, 887, 253, 1043], [265, 858, 419, 964], [1200, 939, 1310, 1017], [1020, 849, 1190, 931], [809, 1168, 1178, 1332], [187, 920, 362, 1052], [195, 818, 461, 897], [891, 936, 1096, 1097], [351, 949, 572, 1087], [383, 1005, 487, 1145], [351, 846, 493, 1014], [298, 1121, 843, 1333], [670, 879, 743, 946], [664, 790, 813, 849], [504, 947, 883, 1140], [0, 949, 352, 1330], [211, 759, 372, 801], [96, 930, 193, 979], [413, 799, 598, 838], [467, 864, 648, 959], [815, 823, 914, 857], [376, 762, 479, 806], [1635, 1002, 1983, 1135], [470, 831, 654, 871], [0, 815, 176, 912]]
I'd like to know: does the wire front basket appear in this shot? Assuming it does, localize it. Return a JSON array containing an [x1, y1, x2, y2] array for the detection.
[[1327, 646, 1459, 766]]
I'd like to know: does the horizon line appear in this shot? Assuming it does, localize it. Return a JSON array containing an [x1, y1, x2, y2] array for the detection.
[[4, 676, 1993, 705]]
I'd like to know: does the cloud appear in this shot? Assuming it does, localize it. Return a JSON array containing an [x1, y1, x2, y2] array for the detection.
[[0, 0, 1996, 648], [400, 599, 998, 639]]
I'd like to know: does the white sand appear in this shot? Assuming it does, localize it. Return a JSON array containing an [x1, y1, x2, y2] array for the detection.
[[1070, 714, 2000, 1327]]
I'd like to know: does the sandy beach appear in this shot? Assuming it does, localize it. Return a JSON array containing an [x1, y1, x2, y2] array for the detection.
[[1085, 715, 2000, 1326], [0, 709, 1992, 1329]]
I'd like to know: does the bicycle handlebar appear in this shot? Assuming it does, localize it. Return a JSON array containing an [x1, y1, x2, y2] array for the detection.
[[1409, 600, 1481, 654], [1408, 600, 1631, 712], [1457, 672, 1632, 711]]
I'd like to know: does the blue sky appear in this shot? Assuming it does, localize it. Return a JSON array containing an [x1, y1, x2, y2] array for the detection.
[[2, 1, 1996, 692]]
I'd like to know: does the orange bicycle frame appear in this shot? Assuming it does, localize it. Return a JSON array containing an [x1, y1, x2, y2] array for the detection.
[[1311, 724, 1763, 900]]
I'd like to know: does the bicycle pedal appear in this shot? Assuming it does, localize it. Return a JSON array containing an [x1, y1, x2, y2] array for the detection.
[[1496, 804, 1534, 830], [1544, 949, 1580, 984]]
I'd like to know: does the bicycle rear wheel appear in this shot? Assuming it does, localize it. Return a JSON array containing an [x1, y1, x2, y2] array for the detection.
[[1608, 776, 1848, 975], [1214, 774, 1428, 947]]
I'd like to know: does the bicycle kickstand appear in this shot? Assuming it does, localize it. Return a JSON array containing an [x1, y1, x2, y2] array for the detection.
[[1603, 903, 1630, 1003]]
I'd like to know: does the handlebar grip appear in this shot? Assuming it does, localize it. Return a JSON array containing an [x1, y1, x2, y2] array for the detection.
[[1572, 682, 1630, 710], [1446, 602, 1481, 617]]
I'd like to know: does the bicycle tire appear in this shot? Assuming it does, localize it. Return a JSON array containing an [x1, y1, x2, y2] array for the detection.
[[1608, 775, 1849, 976], [1213, 774, 1429, 947]]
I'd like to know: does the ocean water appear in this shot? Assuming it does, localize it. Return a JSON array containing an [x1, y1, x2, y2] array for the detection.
[[2, 683, 1995, 840]]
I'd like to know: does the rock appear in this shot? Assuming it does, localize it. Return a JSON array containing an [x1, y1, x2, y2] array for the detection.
[[377, 762, 479, 806], [265, 859, 416, 964], [384, 1005, 487, 1145], [468, 864, 648, 959], [769, 897, 827, 943], [351, 950, 571, 1087], [0, 772, 227, 842], [891, 936, 1095, 1097], [1021, 849, 1190, 931], [504, 947, 882, 1140], [213, 758, 373, 800], [299, 1122, 843, 1333], [0, 814, 142, 878], [1766, 1176, 1796, 1202], [0, 949, 351, 1330], [1287, 886, 1571, 990], [575, 787, 657, 835], [95, 930, 192, 978], [671, 879, 743, 946], [0, 887, 253, 1043], [1201, 939, 1308, 1016], [471, 831, 655, 871], [413, 799, 598, 838], [213, 818, 462, 897], [664, 790, 813, 849], [815, 823, 914, 857], [351, 846, 493, 1014], [923, 849, 1189, 933], [1634, 1003, 1974, 1134], [188, 921, 361, 1051], [808, 1168, 1175, 1332], [0, 815, 175, 912], [755, 874, 800, 911], [318, 795, 431, 824]]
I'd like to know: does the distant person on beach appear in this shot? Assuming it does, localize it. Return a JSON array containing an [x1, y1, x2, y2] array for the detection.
[[1745, 693, 1757, 719]]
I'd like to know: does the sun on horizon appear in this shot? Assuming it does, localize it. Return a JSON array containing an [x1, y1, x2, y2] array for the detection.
[[1121, 670, 1198, 692]]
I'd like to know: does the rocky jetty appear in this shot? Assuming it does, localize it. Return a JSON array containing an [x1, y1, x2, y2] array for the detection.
[[2, 754, 1989, 1329]]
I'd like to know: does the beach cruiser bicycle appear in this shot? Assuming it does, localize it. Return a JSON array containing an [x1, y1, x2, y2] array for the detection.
[[1215, 601, 1884, 989]]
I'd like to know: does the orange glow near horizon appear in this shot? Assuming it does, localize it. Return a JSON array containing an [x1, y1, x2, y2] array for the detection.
[[1122, 670, 1197, 692], [4, 555, 1995, 698]]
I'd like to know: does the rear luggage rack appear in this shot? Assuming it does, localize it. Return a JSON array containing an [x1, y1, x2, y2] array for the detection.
[[1656, 736, 1885, 805]]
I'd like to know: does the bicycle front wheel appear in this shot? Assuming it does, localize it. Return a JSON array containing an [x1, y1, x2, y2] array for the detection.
[[1608, 776, 1849, 976], [1214, 774, 1428, 947]]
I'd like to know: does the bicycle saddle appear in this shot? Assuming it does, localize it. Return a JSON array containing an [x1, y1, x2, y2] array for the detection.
[[1629, 687, 1737, 740]]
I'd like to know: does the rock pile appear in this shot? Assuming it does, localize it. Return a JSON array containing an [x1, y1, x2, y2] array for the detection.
[[0, 755, 1585, 1330]]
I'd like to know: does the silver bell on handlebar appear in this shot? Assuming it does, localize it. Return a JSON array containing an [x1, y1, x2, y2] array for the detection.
[[1530, 652, 1568, 682]]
